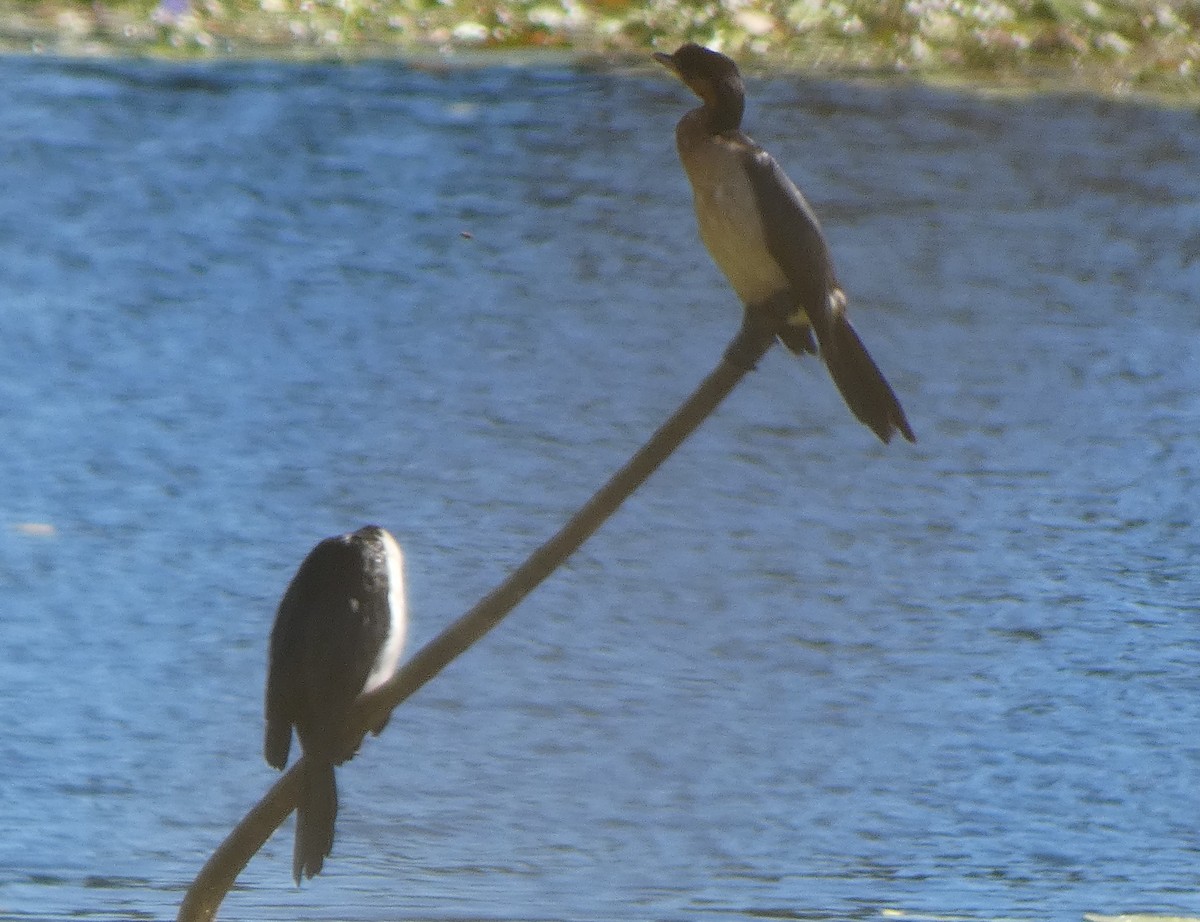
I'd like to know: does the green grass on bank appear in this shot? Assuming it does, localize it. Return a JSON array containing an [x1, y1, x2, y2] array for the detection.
[[2, 0, 1198, 100]]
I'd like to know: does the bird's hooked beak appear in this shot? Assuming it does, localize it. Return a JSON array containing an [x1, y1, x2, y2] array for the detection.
[[655, 49, 700, 100], [652, 50, 680, 76]]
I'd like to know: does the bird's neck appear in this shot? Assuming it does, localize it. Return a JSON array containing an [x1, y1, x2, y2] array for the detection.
[[699, 84, 744, 135]]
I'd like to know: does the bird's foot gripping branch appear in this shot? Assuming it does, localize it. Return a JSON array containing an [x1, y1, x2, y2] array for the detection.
[[723, 311, 783, 371]]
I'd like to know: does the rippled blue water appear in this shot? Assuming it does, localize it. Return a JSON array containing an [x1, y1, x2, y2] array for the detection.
[[0, 53, 1197, 922]]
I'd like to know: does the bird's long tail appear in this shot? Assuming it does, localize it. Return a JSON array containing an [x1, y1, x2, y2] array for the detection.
[[294, 759, 338, 884], [822, 313, 915, 444]]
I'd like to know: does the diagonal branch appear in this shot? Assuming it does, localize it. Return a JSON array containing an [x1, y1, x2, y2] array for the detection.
[[176, 321, 775, 922]]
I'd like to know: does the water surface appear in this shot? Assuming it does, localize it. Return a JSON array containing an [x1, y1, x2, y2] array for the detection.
[[0, 55, 1198, 922]]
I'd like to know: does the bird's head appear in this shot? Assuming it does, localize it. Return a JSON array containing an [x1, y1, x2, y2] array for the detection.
[[653, 43, 745, 131]]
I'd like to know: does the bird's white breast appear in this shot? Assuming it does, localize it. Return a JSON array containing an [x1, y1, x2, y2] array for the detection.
[[680, 132, 789, 308], [362, 530, 407, 694]]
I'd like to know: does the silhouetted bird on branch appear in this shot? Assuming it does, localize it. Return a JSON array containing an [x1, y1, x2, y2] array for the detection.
[[264, 525, 408, 884]]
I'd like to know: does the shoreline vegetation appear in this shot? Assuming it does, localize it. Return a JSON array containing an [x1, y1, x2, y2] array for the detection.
[[2, 0, 1198, 101]]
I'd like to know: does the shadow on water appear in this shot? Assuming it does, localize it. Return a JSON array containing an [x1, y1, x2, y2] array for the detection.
[[0, 54, 1197, 922]]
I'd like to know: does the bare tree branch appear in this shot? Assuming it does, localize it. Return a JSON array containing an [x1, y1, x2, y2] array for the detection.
[[177, 322, 775, 922]]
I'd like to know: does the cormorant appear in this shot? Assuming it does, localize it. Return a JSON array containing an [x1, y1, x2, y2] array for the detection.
[[264, 524, 408, 883], [654, 43, 915, 444]]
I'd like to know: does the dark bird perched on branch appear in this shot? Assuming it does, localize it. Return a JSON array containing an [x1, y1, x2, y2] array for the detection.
[[654, 43, 915, 444], [264, 525, 407, 884]]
